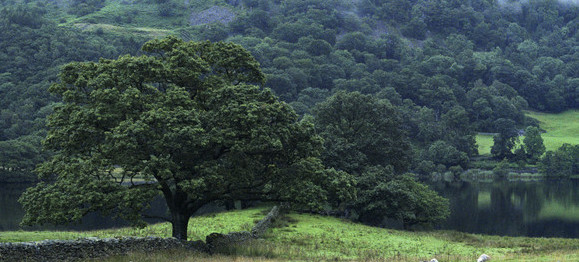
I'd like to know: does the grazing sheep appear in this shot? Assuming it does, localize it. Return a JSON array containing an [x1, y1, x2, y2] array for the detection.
[[421, 254, 490, 262], [477, 254, 491, 262]]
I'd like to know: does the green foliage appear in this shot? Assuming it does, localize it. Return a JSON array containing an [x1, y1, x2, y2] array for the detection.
[[522, 126, 545, 164], [424, 140, 469, 169], [493, 158, 510, 179], [2, 1, 579, 241], [19, 37, 353, 240], [68, 0, 106, 16], [313, 91, 411, 174], [4, 0, 579, 183], [356, 168, 450, 228], [539, 144, 579, 178], [0, 6, 146, 180], [491, 118, 519, 160], [313, 91, 447, 227], [0, 4, 45, 29]]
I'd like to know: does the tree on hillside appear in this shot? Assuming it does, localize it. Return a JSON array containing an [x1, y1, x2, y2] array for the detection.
[[19, 37, 354, 240], [539, 144, 579, 178], [522, 126, 545, 164], [491, 118, 519, 160], [313, 91, 449, 228], [313, 91, 411, 174]]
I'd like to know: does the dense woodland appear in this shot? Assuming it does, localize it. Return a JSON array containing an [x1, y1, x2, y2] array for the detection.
[[1, 0, 578, 174], [1, 0, 578, 231]]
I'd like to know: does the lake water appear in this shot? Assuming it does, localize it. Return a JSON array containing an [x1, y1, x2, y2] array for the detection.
[[1, 181, 578, 238], [0, 183, 168, 231], [427, 179, 579, 238]]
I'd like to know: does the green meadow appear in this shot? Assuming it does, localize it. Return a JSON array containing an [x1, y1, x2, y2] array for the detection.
[[525, 110, 579, 149], [2, 207, 578, 261], [476, 110, 579, 156]]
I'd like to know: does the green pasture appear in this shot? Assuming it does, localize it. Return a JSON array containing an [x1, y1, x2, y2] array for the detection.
[[476, 134, 495, 156], [476, 110, 579, 156], [526, 110, 579, 149], [2, 207, 578, 261]]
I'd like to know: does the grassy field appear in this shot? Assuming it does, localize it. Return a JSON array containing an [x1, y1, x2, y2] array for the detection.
[[476, 134, 495, 156], [526, 110, 579, 149], [476, 110, 579, 156], [2, 207, 578, 261]]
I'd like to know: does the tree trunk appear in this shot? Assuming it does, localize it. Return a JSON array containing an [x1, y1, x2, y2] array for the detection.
[[171, 210, 190, 240]]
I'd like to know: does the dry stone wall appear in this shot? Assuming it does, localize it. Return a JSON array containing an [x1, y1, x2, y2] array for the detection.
[[205, 205, 280, 252], [0, 206, 281, 261], [0, 236, 204, 262]]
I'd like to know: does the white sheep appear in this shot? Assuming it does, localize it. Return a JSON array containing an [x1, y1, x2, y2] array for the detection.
[[423, 254, 490, 262], [477, 254, 491, 262]]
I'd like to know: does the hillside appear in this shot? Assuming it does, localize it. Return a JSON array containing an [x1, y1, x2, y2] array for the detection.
[[1, 0, 578, 177]]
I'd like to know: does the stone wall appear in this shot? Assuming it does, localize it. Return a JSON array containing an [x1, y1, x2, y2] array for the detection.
[[0, 206, 281, 261], [205, 205, 280, 252], [0, 236, 204, 262], [251, 205, 279, 237]]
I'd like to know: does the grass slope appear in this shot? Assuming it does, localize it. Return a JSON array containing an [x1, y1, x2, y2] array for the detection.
[[476, 134, 494, 156], [525, 110, 579, 150], [55, 0, 233, 38], [2, 207, 577, 261], [476, 110, 579, 156]]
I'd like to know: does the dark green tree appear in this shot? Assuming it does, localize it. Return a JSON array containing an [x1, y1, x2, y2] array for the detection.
[[493, 158, 510, 179], [424, 140, 469, 169], [539, 144, 579, 178], [313, 91, 448, 228], [356, 167, 450, 229], [19, 37, 354, 240], [313, 91, 411, 174], [491, 118, 519, 160], [522, 126, 545, 164]]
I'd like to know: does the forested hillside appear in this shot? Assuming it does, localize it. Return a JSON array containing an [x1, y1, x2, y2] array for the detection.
[[1, 0, 578, 181]]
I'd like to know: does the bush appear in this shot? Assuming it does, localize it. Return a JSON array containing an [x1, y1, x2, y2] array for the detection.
[[356, 167, 450, 229], [539, 144, 579, 178]]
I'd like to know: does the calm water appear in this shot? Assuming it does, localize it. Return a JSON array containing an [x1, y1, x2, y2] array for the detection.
[[2, 181, 578, 238], [427, 179, 579, 238], [0, 183, 168, 231]]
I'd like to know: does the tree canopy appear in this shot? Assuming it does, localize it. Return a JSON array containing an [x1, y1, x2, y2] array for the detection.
[[313, 91, 448, 228], [4, 0, 579, 180], [313, 91, 411, 175], [19, 37, 354, 240]]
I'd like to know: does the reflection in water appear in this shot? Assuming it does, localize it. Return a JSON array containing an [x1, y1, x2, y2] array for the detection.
[[428, 180, 579, 238], [0, 183, 168, 231], [3, 181, 578, 237]]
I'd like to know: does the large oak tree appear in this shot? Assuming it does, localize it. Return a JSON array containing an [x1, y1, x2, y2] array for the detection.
[[19, 37, 353, 240]]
